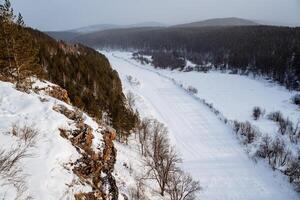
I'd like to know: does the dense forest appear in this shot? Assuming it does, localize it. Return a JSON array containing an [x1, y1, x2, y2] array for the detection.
[[74, 26, 300, 90], [0, 1, 137, 135]]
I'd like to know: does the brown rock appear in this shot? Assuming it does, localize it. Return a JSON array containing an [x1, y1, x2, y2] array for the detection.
[[48, 86, 71, 104]]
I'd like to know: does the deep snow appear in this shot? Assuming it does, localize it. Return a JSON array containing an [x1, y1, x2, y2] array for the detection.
[[103, 51, 299, 200]]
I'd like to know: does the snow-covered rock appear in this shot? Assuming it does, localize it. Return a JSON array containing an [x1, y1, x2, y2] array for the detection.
[[0, 80, 118, 199]]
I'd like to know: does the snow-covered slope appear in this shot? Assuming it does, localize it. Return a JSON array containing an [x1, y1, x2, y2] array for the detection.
[[103, 51, 300, 200], [0, 80, 116, 199], [159, 70, 300, 129]]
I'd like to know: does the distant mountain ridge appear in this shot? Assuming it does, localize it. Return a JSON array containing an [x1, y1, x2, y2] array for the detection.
[[45, 18, 259, 41], [46, 21, 166, 41], [173, 17, 259, 28], [69, 21, 166, 33]]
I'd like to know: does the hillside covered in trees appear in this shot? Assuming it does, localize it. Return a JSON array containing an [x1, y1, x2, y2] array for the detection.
[[74, 25, 300, 90], [0, 0, 137, 136]]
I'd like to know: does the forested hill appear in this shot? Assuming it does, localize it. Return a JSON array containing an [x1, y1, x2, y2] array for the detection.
[[173, 17, 259, 28], [0, 14, 137, 135], [73, 25, 300, 90]]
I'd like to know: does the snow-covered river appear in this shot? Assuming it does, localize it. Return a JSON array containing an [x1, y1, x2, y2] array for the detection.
[[103, 51, 299, 200]]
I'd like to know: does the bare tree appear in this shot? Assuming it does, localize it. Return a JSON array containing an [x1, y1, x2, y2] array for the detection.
[[167, 170, 201, 200], [126, 91, 136, 110], [136, 118, 152, 156], [145, 120, 181, 196], [128, 176, 148, 200]]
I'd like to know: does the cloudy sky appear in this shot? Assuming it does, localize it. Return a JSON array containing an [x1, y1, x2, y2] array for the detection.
[[8, 0, 300, 31]]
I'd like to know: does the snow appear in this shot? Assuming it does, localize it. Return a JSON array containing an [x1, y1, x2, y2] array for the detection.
[[114, 139, 166, 200], [0, 81, 102, 199], [148, 61, 300, 156], [160, 70, 300, 125], [103, 51, 300, 200]]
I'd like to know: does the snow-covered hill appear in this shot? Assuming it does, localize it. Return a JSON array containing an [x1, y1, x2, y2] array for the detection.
[[103, 51, 300, 200], [0, 80, 118, 199]]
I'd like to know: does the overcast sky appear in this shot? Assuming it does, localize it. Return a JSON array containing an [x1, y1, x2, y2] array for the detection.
[[7, 0, 300, 31]]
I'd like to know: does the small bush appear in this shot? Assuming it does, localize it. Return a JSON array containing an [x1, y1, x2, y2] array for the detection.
[[289, 122, 300, 144], [256, 135, 272, 159], [126, 75, 140, 86], [269, 138, 291, 169], [252, 107, 262, 120], [233, 121, 258, 144], [278, 118, 293, 135], [284, 156, 300, 191], [292, 94, 300, 106], [10, 124, 38, 147], [267, 111, 284, 122], [0, 124, 38, 200], [187, 86, 198, 94], [256, 136, 291, 169]]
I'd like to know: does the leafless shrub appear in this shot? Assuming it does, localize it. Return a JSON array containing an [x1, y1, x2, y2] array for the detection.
[[167, 170, 201, 200], [256, 135, 272, 159], [126, 75, 140, 86], [145, 120, 181, 196], [267, 111, 300, 143], [233, 121, 258, 144], [284, 156, 300, 191], [252, 106, 263, 120], [0, 148, 31, 200], [269, 137, 291, 169], [0, 124, 38, 199], [278, 117, 293, 135], [187, 86, 198, 95], [256, 137, 291, 169], [267, 111, 284, 123], [292, 94, 300, 107], [289, 121, 300, 144], [10, 124, 38, 147]]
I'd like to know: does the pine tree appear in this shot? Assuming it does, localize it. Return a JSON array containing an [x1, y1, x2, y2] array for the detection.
[[0, 0, 42, 89], [13, 13, 41, 89], [0, 0, 15, 80]]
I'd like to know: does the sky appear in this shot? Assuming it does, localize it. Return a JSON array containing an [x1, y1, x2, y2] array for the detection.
[[7, 0, 300, 31]]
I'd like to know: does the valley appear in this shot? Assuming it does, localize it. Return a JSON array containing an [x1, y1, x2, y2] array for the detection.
[[103, 51, 300, 200]]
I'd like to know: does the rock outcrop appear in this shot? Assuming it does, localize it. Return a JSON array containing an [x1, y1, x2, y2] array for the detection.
[[35, 84, 71, 104], [54, 104, 118, 200]]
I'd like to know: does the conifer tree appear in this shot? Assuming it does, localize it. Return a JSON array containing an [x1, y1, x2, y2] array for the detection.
[[13, 13, 41, 89], [0, 0, 41, 89], [0, 0, 15, 79]]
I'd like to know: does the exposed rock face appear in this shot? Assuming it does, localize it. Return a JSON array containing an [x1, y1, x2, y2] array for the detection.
[[33, 83, 71, 104], [54, 104, 118, 200], [48, 86, 71, 104]]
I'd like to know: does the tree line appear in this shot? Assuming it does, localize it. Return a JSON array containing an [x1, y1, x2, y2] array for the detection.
[[76, 25, 300, 90]]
